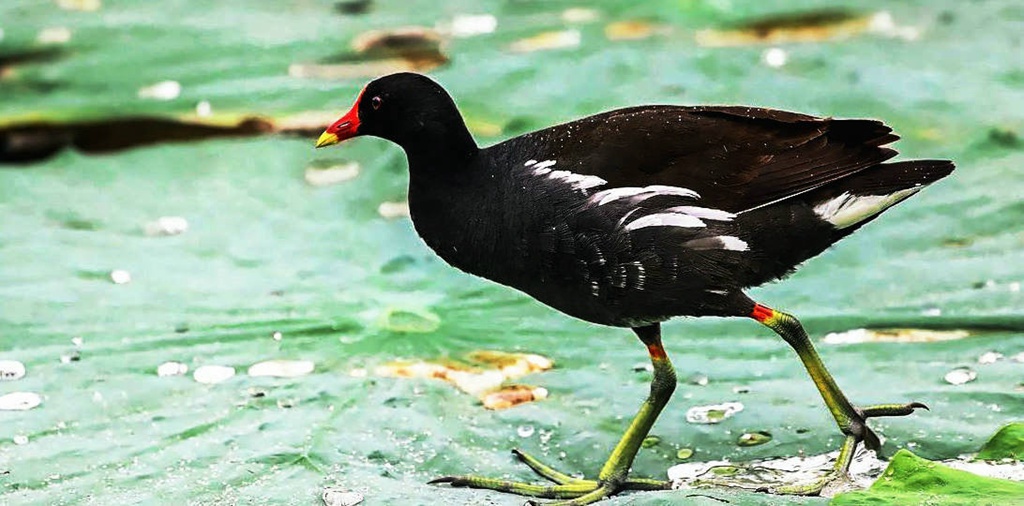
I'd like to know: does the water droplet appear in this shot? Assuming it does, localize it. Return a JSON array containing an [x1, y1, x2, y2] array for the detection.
[[59, 351, 80, 364], [71, 336, 83, 347], [737, 431, 773, 447], [322, 487, 364, 506], [687, 374, 709, 386], [517, 425, 536, 438], [676, 448, 694, 460], [271, 331, 283, 341], [732, 386, 750, 394], [0, 392, 42, 411], [195, 100, 212, 117], [109, 269, 132, 284], [762, 47, 787, 67], [138, 80, 181, 100], [193, 365, 236, 384], [143, 216, 188, 236], [13, 435, 28, 445], [247, 359, 314, 378], [156, 361, 188, 377], [944, 367, 976, 385], [686, 402, 744, 424], [977, 351, 1003, 364], [0, 360, 26, 381], [642, 435, 661, 448]]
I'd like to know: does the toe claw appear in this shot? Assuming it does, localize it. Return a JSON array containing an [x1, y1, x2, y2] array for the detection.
[[910, 402, 929, 411], [429, 476, 473, 487]]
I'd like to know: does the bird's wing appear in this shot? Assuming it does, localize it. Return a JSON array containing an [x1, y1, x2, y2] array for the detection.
[[507, 105, 899, 213]]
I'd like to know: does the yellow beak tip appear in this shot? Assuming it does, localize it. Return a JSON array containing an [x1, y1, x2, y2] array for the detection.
[[315, 132, 340, 149]]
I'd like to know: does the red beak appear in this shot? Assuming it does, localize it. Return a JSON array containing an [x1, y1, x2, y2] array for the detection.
[[315, 88, 364, 148]]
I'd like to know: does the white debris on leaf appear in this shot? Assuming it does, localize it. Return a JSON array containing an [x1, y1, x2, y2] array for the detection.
[[0, 392, 42, 411], [305, 162, 360, 187], [562, 8, 600, 24], [944, 367, 977, 385], [57, 0, 101, 11], [378, 201, 410, 219], [37, 27, 72, 44], [822, 328, 969, 344], [195, 100, 212, 117], [193, 365, 236, 384], [509, 30, 581, 53], [762, 47, 787, 67], [685, 401, 744, 424], [977, 351, 1004, 364], [156, 361, 188, 377], [13, 435, 29, 445], [442, 14, 497, 38], [138, 80, 181, 101], [144, 216, 189, 236], [0, 360, 26, 381], [109, 269, 132, 284], [247, 360, 315, 378], [866, 11, 920, 41], [322, 488, 364, 506]]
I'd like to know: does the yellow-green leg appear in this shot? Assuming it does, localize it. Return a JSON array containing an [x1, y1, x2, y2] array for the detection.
[[750, 303, 927, 495], [430, 324, 676, 505]]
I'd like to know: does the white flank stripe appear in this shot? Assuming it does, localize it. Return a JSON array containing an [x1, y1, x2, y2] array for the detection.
[[665, 206, 735, 221], [592, 185, 700, 207], [533, 167, 553, 175], [644, 185, 701, 199], [524, 159, 538, 167], [716, 236, 749, 251], [595, 187, 650, 206], [625, 213, 705, 231], [533, 160, 557, 170], [813, 188, 920, 229]]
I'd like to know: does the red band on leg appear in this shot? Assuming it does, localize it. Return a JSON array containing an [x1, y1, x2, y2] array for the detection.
[[750, 303, 775, 323], [646, 343, 667, 361]]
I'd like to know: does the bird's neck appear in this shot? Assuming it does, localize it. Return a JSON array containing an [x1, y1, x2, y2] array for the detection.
[[400, 119, 479, 174]]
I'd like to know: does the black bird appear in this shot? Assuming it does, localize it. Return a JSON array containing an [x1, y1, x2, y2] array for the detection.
[[315, 72, 953, 505]]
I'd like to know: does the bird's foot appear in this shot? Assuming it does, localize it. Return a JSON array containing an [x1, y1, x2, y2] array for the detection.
[[843, 401, 928, 454], [773, 401, 928, 497], [429, 449, 669, 505]]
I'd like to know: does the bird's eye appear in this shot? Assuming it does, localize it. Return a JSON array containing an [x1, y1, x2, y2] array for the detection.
[[371, 96, 382, 110]]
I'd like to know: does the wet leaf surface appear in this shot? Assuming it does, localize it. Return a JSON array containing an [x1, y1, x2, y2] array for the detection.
[[1, 0, 1023, 505]]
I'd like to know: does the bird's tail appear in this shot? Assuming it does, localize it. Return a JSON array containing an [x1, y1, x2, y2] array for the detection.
[[809, 160, 955, 233]]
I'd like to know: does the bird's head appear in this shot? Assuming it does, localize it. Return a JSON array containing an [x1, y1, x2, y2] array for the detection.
[[315, 73, 476, 162]]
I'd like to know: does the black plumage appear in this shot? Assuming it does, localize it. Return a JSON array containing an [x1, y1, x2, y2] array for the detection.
[[315, 72, 953, 504]]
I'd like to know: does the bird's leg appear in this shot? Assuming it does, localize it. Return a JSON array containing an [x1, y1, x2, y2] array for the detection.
[[430, 324, 676, 505], [750, 303, 926, 495]]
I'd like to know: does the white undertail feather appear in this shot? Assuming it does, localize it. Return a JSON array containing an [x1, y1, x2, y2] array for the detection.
[[813, 187, 921, 229]]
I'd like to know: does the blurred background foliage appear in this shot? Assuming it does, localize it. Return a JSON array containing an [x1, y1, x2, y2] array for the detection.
[[1, 0, 1022, 504]]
